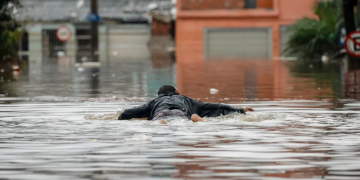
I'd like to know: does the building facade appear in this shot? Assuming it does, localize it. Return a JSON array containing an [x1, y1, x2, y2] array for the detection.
[[16, 0, 174, 67], [176, 0, 319, 63]]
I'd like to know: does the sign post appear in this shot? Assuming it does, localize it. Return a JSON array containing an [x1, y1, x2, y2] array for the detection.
[[90, 0, 99, 62], [339, 26, 346, 46]]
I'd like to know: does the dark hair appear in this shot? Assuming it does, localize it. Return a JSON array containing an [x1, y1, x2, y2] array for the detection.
[[158, 85, 177, 95]]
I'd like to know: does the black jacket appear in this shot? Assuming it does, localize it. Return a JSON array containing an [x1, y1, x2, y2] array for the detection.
[[119, 92, 244, 120]]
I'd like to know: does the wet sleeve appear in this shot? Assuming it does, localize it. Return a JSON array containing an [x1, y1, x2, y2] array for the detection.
[[194, 100, 244, 118], [118, 102, 152, 120]]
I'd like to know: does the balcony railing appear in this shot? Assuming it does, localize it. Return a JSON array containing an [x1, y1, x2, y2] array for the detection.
[[180, 0, 273, 11]]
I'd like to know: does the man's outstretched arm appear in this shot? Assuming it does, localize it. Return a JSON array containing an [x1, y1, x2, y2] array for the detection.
[[194, 100, 254, 117], [118, 102, 152, 120]]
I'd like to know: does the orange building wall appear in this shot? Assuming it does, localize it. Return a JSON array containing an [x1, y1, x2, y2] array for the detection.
[[279, 0, 318, 22], [175, 0, 327, 101], [176, 19, 284, 64], [152, 18, 172, 36], [257, 0, 273, 8], [181, 0, 245, 10], [176, 0, 319, 64]]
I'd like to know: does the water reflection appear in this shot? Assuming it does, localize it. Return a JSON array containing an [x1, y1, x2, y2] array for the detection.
[[345, 69, 360, 100], [1, 53, 346, 102], [89, 67, 100, 97], [1, 48, 360, 179], [0, 64, 18, 98], [176, 60, 339, 103]]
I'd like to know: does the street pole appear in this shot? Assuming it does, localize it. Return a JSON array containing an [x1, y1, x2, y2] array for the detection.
[[343, 0, 359, 70], [343, 0, 356, 34], [343, 0, 359, 99], [91, 0, 99, 62]]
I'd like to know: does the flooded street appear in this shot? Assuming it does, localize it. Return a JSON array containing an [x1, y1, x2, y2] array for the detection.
[[1, 55, 360, 180], [2, 0, 360, 179]]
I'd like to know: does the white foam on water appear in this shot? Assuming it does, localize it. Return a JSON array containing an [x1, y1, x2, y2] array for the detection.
[[84, 113, 119, 120], [206, 112, 287, 123], [124, 134, 152, 142], [84, 108, 125, 120], [83, 112, 288, 130]]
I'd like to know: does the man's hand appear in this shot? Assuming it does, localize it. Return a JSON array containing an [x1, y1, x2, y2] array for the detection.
[[243, 107, 254, 115]]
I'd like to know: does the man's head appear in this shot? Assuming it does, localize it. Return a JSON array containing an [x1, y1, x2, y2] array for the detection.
[[158, 85, 179, 95]]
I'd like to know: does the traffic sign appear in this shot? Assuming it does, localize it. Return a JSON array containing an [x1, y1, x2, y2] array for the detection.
[[56, 26, 72, 42], [87, 13, 100, 22], [339, 26, 346, 46], [345, 31, 360, 57]]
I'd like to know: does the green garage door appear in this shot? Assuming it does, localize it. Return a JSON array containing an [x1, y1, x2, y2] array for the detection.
[[205, 28, 272, 60]]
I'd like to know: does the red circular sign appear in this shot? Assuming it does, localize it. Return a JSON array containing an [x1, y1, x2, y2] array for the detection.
[[56, 26, 72, 42], [345, 31, 360, 57]]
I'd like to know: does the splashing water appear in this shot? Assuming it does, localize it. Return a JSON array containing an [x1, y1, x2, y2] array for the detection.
[[209, 112, 287, 122], [124, 134, 152, 142], [84, 110, 286, 123], [84, 108, 124, 120], [2, 98, 360, 180]]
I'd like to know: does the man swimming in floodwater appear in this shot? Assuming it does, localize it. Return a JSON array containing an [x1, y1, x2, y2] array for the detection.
[[118, 85, 254, 123]]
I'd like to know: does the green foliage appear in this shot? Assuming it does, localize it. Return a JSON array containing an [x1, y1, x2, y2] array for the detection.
[[0, 29, 22, 58], [0, 0, 21, 61], [314, 0, 342, 31], [284, 0, 344, 59]]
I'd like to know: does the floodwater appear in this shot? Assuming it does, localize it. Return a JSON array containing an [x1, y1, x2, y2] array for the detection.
[[1, 53, 360, 180]]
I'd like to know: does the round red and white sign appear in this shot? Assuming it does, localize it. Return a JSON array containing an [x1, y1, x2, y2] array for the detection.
[[56, 26, 72, 42], [345, 31, 360, 57]]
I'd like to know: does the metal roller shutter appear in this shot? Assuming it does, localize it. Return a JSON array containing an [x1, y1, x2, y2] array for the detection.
[[280, 26, 290, 56], [205, 28, 272, 60]]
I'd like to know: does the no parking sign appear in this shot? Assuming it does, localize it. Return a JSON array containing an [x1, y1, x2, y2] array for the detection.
[[345, 31, 360, 57], [56, 26, 72, 42]]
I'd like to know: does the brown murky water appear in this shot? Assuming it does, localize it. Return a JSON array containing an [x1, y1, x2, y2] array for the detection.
[[1, 54, 360, 180]]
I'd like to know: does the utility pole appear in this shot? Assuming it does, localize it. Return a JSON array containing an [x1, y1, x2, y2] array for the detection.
[[343, 0, 360, 100], [91, 0, 99, 62], [343, 0, 359, 70], [343, 0, 356, 34]]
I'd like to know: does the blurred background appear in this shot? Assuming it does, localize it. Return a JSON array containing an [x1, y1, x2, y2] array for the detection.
[[0, 0, 358, 101]]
